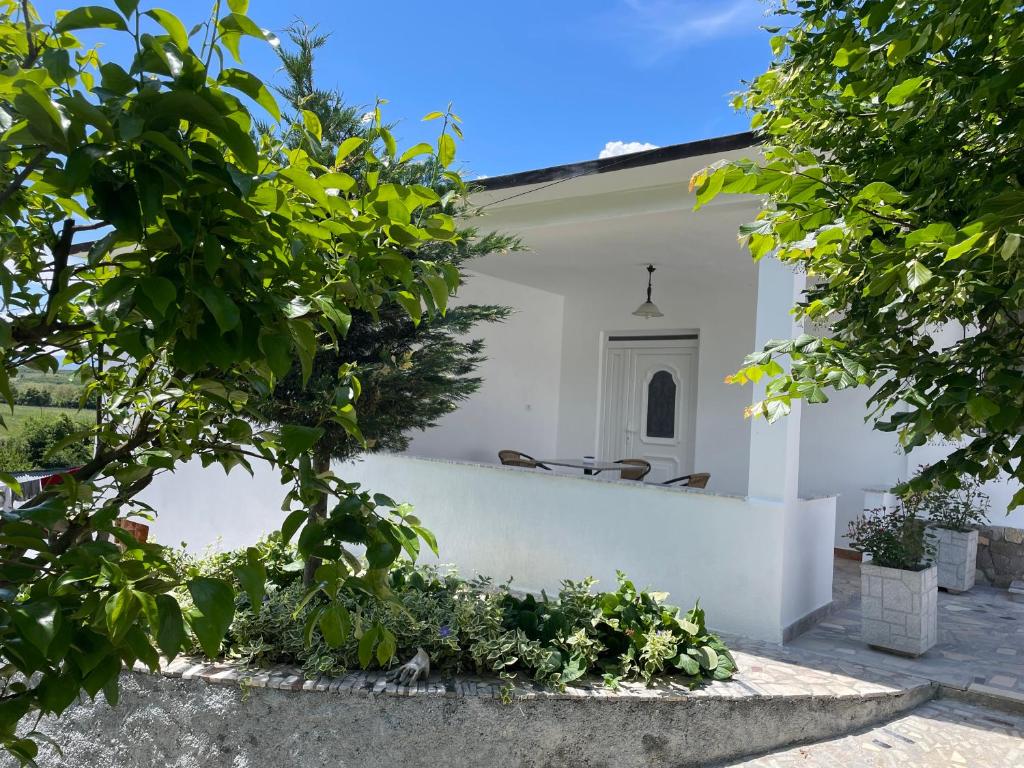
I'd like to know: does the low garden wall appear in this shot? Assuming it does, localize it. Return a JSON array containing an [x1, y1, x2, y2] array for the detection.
[[15, 664, 933, 768]]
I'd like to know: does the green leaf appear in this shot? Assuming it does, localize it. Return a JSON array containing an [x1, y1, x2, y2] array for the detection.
[[319, 603, 350, 649], [114, 0, 140, 17], [155, 593, 188, 663], [697, 645, 719, 671], [885, 76, 926, 106], [393, 290, 422, 323], [280, 167, 329, 208], [399, 142, 434, 163], [279, 424, 324, 456], [376, 626, 396, 666], [334, 137, 365, 166], [365, 529, 400, 568], [943, 232, 984, 262], [56, 6, 128, 33], [357, 625, 379, 669], [423, 274, 450, 313], [232, 547, 266, 608], [437, 133, 456, 167], [1001, 233, 1021, 260], [104, 588, 139, 643], [143, 9, 189, 51], [194, 284, 241, 332], [967, 396, 1000, 423], [673, 653, 700, 676], [9, 601, 61, 655], [218, 68, 280, 121], [187, 578, 235, 658], [280, 509, 307, 544], [302, 110, 322, 142], [906, 260, 933, 291], [139, 276, 176, 315]]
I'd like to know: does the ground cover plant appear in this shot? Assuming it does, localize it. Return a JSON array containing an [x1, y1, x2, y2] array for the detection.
[[174, 536, 737, 692]]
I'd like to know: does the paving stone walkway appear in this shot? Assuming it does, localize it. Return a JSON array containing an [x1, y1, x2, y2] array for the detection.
[[789, 558, 1024, 701], [730, 698, 1024, 767]]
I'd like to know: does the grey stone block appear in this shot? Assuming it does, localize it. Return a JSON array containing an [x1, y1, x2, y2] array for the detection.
[[861, 562, 937, 656], [932, 527, 978, 593]]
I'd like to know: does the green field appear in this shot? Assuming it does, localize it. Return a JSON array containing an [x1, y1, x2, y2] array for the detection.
[[0, 404, 93, 437]]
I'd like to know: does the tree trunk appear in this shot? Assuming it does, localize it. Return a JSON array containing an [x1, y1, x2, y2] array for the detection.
[[302, 450, 331, 587]]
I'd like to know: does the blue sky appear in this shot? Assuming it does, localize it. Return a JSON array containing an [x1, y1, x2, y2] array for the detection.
[[34, 0, 776, 178]]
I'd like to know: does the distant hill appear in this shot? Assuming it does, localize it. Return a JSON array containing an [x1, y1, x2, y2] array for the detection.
[[10, 368, 95, 410]]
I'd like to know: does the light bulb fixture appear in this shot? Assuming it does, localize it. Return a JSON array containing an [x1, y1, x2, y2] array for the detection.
[[632, 264, 664, 319]]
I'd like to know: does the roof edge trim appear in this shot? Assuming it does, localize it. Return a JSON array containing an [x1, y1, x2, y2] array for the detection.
[[471, 131, 759, 192]]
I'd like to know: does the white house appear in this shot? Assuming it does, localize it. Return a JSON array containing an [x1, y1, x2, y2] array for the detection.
[[141, 133, 1021, 644]]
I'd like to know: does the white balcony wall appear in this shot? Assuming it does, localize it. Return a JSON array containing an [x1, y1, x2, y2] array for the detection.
[[342, 454, 836, 642]]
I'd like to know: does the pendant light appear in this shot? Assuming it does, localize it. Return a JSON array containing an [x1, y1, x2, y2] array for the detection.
[[632, 264, 664, 318]]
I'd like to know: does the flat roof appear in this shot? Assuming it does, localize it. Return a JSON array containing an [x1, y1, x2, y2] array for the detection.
[[473, 131, 759, 192]]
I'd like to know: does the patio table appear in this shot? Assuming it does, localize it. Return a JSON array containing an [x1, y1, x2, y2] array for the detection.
[[537, 458, 625, 476]]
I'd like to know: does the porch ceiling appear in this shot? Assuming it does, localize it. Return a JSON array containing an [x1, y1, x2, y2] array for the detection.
[[465, 148, 762, 295]]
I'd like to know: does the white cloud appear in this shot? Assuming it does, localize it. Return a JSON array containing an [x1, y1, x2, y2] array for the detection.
[[608, 0, 766, 62], [599, 140, 660, 159]]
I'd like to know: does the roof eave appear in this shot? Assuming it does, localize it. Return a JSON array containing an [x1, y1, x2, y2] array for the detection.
[[471, 131, 760, 192]]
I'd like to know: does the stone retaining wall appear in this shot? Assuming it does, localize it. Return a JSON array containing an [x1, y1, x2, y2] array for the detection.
[[9, 661, 935, 768], [977, 525, 1024, 588]]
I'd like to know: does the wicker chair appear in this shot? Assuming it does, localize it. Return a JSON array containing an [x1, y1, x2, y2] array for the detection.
[[613, 458, 652, 481], [498, 450, 551, 470], [662, 472, 710, 489]]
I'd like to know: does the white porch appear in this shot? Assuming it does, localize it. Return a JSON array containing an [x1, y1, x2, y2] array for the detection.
[[141, 138, 849, 643]]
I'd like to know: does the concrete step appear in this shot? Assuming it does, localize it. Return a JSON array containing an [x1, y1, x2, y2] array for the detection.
[[728, 698, 1024, 766]]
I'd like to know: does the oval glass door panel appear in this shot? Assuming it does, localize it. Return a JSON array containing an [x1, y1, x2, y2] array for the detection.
[[645, 370, 677, 438]]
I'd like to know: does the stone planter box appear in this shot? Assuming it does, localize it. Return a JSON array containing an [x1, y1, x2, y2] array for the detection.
[[860, 562, 937, 657], [931, 526, 977, 593]]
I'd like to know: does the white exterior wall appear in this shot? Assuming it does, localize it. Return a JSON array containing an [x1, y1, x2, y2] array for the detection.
[[781, 496, 838, 628], [554, 269, 757, 496], [139, 454, 836, 642], [405, 272, 565, 464], [334, 455, 832, 642], [139, 460, 286, 552], [799, 388, 908, 548]]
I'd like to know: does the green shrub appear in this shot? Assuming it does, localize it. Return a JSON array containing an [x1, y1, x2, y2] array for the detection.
[[1, 413, 93, 470], [0, 439, 30, 472], [846, 503, 934, 570], [916, 474, 990, 533], [178, 543, 736, 690]]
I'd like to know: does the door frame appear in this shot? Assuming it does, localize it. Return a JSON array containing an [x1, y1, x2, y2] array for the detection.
[[595, 330, 700, 474]]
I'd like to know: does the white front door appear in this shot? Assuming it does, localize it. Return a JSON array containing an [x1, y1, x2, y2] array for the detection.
[[598, 334, 699, 483]]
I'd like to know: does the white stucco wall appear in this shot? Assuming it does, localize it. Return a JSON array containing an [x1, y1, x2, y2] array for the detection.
[[553, 269, 757, 497], [798, 388, 908, 548], [781, 496, 838, 629], [138, 454, 836, 642], [335, 455, 833, 642], [404, 272, 565, 464]]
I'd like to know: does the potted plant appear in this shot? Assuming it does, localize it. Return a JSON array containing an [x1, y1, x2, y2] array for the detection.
[[919, 476, 989, 593], [846, 502, 937, 656]]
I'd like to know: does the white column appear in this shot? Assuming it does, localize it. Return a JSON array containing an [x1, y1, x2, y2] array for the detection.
[[747, 257, 806, 502]]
